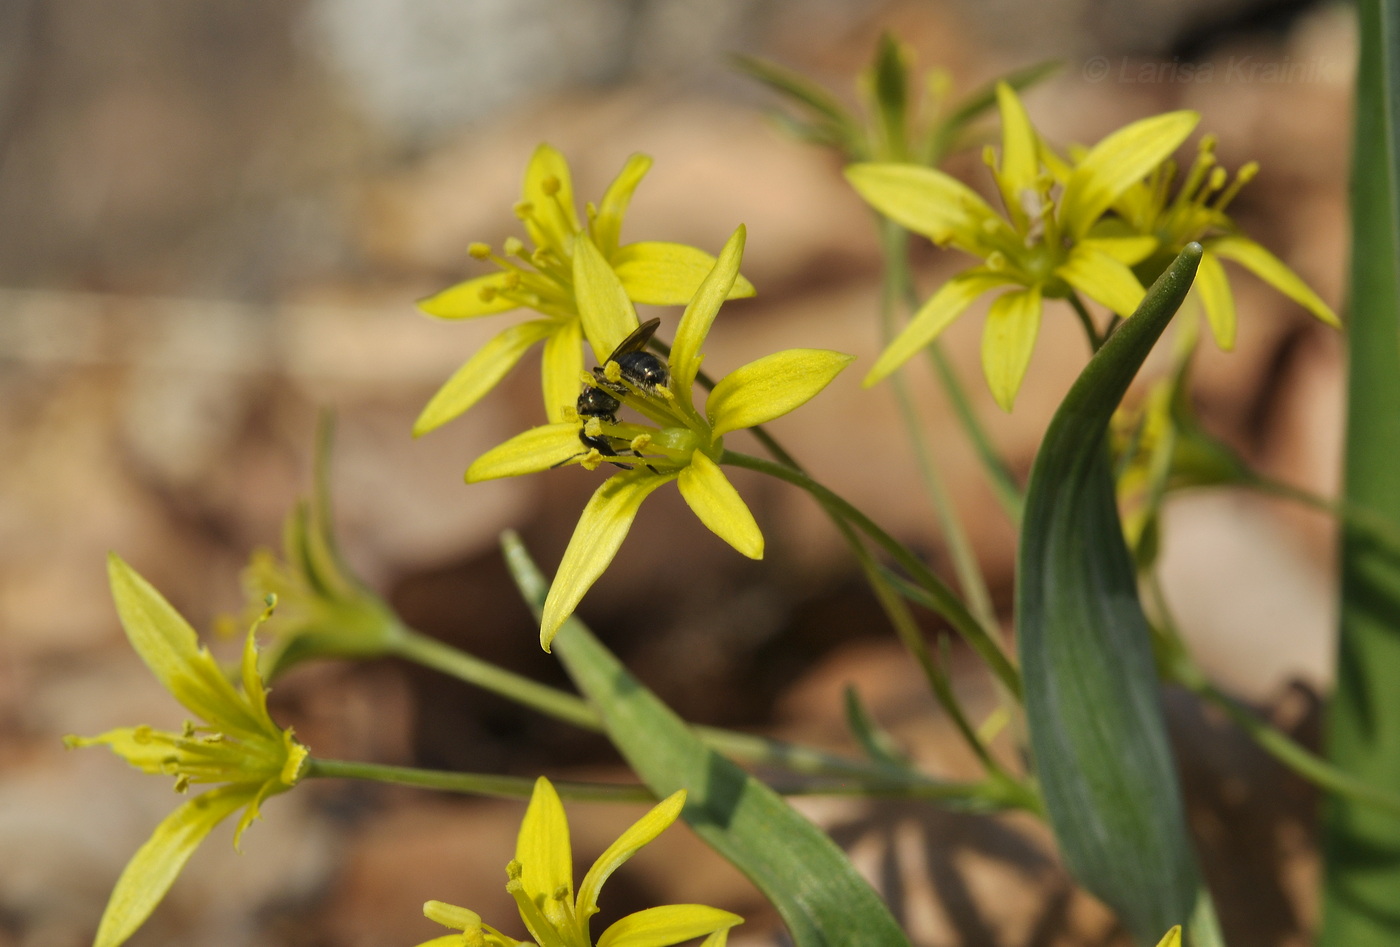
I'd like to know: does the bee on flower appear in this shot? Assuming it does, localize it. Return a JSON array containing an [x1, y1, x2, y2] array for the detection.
[[414, 144, 755, 434], [462, 225, 853, 649]]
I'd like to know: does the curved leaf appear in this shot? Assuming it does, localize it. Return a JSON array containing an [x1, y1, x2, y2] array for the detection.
[[1016, 244, 1204, 945]]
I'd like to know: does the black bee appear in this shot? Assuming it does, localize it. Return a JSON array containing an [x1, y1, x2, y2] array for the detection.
[[567, 318, 669, 470]]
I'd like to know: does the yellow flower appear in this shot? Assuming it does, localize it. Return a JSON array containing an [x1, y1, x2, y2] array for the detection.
[[1108, 134, 1340, 349], [464, 225, 852, 649], [413, 777, 742, 947], [1155, 926, 1183, 947], [65, 556, 309, 947], [847, 82, 1198, 410], [415, 144, 756, 434]]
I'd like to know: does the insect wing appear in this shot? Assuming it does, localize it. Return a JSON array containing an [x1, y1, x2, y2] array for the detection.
[[605, 318, 660, 363]]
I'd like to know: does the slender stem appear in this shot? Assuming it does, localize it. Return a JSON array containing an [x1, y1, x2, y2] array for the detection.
[[723, 449, 1021, 699], [306, 757, 655, 803], [1247, 472, 1400, 554], [877, 219, 998, 632], [1067, 292, 1104, 352]]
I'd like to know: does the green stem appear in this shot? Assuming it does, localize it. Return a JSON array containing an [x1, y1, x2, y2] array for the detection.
[[306, 757, 655, 803], [1068, 292, 1104, 352], [877, 219, 998, 632], [723, 449, 1021, 699]]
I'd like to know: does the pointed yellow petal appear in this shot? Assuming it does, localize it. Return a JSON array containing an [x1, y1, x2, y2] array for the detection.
[[1208, 234, 1341, 327], [1195, 250, 1237, 350], [515, 777, 574, 911], [574, 236, 641, 363], [995, 82, 1039, 202], [845, 163, 1001, 250], [541, 317, 584, 423], [540, 471, 674, 650], [1079, 234, 1158, 265], [106, 556, 261, 736], [1060, 111, 1199, 238], [424, 900, 484, 931], [1154, 926, 1183, 947], [981, 286, 1043, 411], [577, 791, 686, 924], [864, 271, 1007, 385], [524, 144, 581, 253], [417, 273, 521, 319], [677, 453, 763, 559], [671, 227, 746, 394], [612, 241, 757, 306], [65, 727, 180, 775], [465, 423, 584, 483], [1055, 244, 1146, 317], [94, 785, 255, 947], [593, 154, 652, 257], [413, 321, 557, 436], [596, 904, 744, 947], [707, 349, 853, 438]]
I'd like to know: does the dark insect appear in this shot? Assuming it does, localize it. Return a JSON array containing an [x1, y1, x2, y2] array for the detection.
[[562, 318, 669, 471]]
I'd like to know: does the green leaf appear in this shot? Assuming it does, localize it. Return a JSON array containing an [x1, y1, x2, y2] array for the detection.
[[1321, 2, 1400, 943], [1016, 244, 1204, 945], [502, 533, 913, 947]]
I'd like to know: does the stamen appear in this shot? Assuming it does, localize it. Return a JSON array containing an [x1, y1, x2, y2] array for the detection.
[[630, 434, 652, 452], [513, 200, 535, 221], [503, 236, 526, 258], [986, 250, 1007, 272], [581, 450, 604, 471], [603, 361, 623, 384], [540, 175, 562, 197], [583, 418, 604, 438], [501, 271, 522, 292], [981, 144, 997, 170], [468, 242, 492, 260], [1212, 161, 1258, 212], [585, 201, 598, 224], [478, 286, 497, 303]]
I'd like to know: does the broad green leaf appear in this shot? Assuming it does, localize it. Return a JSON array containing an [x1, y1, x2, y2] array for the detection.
[[503, 534, 913, 947], [613, 241, 757, 306], [671, 227, 746, 394], [707, 349, 853, 437], [540, 471, 675, 650], [1321, 2, 1400, 943], [1017, 244, 1204, 945], [413, 320, 556, 435], [95, 786, 255, 947], [677, 451, 763, 559]]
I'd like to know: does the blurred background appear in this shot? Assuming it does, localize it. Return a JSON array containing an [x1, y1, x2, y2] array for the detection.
[[0, 1, 1353, 944]]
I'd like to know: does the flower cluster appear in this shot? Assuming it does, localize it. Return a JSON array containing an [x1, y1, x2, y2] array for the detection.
[[415, 145, 755, 433], [413, 777, 741, 947], [847, 82, 1338, 409], [464, 226, 851, 649], [66, 556, 309, 947]]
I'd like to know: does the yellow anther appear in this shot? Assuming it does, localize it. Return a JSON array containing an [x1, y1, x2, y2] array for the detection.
[[478, 286, 497, 303], [541, 175, 562, 197], [1198, 133, 1218, 154], [1236, 161, 1259, 184], [579, 370, 596, 386], [502, 271, 522, 291], [603, 361, 623, 384], [585, 200, 598, 222], [986, 250, 1007, 272], [656, 385, 675, 401], [1206, 166, 1227, 193], [981, 144, 997, 169], [468, 242, 492, 259], [503, 236, 526, 257], [630, 434, 652, 452], [981, 217, 1000, 235], [583, 417, 604, 437], [513, 200, 534, 220], [550, 885, 571, 903], [531, 247, 554, 268], [581, 450, 604, 471]]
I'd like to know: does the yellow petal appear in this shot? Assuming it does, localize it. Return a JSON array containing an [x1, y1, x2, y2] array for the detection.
[[515, 778, 574, 917], [612, 241, 757, 306], [1154, 926, 1183, 947], [1079, 234, 1158, 265], [1059, 111, 1200, 238], [94, 785, 256, 947], [577, 790, 687, 923], [413, 321, 557, 436], [596, 904, 745, 947], [593, 154, 653, 257], [107, 556, 262, 737], [1194, 250, 1237, 350], [677, 452, 763, 559], [523, 144, 581, 253], [845, 162, 1001, 250], [540, 470, 675, 650], [541, 317, 584, 423], [424, 901, 484, 931], [981, 286, 1043, 412], [671, 227, 746, 394], [1208, 234, 1341, 327], [1055, 244, 1146, 318], [864, 271, 1007, 385], [574, 236, 641, 363], [417, 273, 521, 319], [707, 349, 853, 438], [64, 727, 179, 775], [465, 423, 584, 483], [995, 82, 1040, 210]]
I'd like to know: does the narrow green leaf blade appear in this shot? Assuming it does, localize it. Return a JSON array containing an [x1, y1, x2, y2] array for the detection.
[[1321, 2, 1400, 943], [1016, 245, 1204, 945], [501, 534, 912, 947]]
